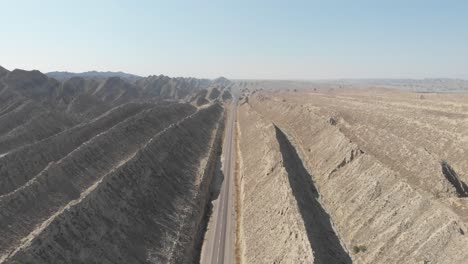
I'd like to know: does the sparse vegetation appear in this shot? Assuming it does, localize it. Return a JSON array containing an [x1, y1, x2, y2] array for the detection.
[[352, 245, 367, 254]]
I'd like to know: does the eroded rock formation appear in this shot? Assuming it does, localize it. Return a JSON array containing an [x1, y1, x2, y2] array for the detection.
[[237, 91, 468, 263], [0, 66, 229, 263]]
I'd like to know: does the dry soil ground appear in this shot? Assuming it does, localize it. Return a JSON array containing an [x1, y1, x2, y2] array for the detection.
[[236, 88, 468, 263]]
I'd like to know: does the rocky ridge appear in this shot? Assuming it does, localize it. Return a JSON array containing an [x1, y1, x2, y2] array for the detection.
[[238, 91, 468, 263], [0, 66, 229, 263]]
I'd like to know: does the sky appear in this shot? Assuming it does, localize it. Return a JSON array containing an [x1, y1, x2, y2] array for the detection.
[[1, 0, 467, 79]]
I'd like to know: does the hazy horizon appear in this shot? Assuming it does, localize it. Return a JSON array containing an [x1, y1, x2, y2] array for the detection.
[[2, 0, 467, 79], [4, 65, 468, 82]]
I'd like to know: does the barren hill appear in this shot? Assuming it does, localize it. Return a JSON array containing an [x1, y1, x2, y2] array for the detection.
[[236, 90, 468, 263], [0, 66, 230, 263], [3, 65, 466, 263], [46, 70, 142, 83]]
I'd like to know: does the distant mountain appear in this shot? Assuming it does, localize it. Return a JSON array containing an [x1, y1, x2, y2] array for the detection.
[[212, 76, 231, 86], [46, 70, 143, 83], [0, 65, 227, 264], [0, 65, 233, 159], [136, 75, 213, 100], [5, 69, 61, 99], [1, 66, 232, 112]]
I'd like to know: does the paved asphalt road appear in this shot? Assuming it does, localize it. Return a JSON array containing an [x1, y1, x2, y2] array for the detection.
[[202, 99, 237, 264]]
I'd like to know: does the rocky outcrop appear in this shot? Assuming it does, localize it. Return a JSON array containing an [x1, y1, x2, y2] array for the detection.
[[0, 101, 48, 137], [237, 104, 314, 263], [0, 70, 107, 153], [47, 71, 142, 83], [222, 90, 232, 101], [4, 69, 59, 99], [246, 92, 468, 263], [3, 67, 232, 106], [0, 103, 189, 196], [0, 110, 77, 153], [208, 87, 221, 100], [0, 66, 8, 78], [191, 89, 208, 103], [0, 88, 24, 116], [274, 125, 351, 264], [65, 93, 112, 119], [136, 75, 212, 100], [212, 77, 231, 87], [0, 66, 231, 263], [0, 66, 233, 153], [441, 161, 468, 197], [93, 76, 139, 104], [0, 103, 224, 264], [196, 96, 209, 106], [59, 77, 98, 104], [0, 103, 196, 258]]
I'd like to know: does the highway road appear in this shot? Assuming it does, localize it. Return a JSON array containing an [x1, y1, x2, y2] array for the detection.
[[201, 99, 237, 264]]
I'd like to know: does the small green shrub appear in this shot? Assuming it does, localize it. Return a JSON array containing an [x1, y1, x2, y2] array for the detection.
[[353, 245, 367, 254], [352, 246, 359, 253]]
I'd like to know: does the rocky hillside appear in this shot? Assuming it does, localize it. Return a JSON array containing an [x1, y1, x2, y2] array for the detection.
[[237, 91, 468, 263], [136, 75, 213, 100], [237, 104, 315, 263], [47, 71, 142, 83], [0, 66, 229, 263], [0, 66, 232, 154]]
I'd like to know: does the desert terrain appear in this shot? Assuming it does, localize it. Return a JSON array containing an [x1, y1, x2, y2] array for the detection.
[[236, 88, 468, 263], [0, 64, 467, 264], [0, 66, 232, 263]]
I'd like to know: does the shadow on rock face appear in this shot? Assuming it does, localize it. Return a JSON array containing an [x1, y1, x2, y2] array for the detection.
[[274, 125, 352, 264], [441, 160, 468, 197]]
